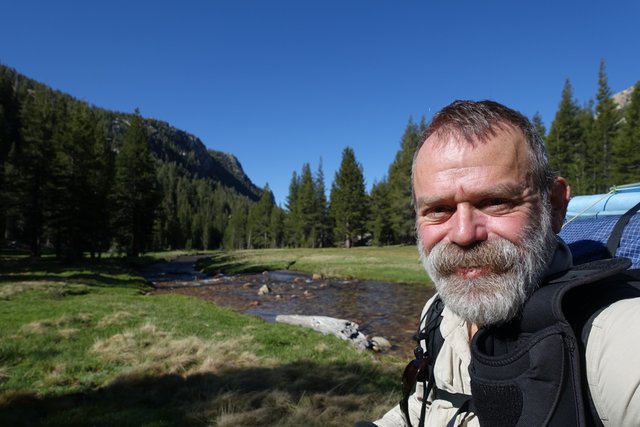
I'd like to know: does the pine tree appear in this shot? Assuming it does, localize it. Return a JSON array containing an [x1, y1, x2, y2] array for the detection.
[[592, 60, 621, 191], [86, 114, 114, 257], [223, 198, 249, 249], [612, 82, 640, 184], [0, 72, 21, 247], [297, 163, 319, 247], [110, 110, 160, 256], [387, 117, 422, 243], [369, 178, 394, 245], [284, 171, 301, 246], [7, 86, 58, 256], [547, 80, 589, 193], [315, 159, 332, 247], [45, 101, 113, 260], [247, 185, 275, 249], [269, 205, 286, 248], [532, 112, 546, 140], [329, 147, 368, 248]]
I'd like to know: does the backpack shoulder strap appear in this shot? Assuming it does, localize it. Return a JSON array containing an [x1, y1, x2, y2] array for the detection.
[[606, 200, 640, 257], [414, 295, 444, 360], [414, 296, 474, 427]]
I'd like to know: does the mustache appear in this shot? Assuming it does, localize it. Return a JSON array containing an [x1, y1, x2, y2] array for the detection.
[[426, 239, 520, 276]]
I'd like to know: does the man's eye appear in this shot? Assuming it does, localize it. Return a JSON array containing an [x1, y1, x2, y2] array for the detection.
[[422, 207, 452, 221], [482, 198, 513, 211]]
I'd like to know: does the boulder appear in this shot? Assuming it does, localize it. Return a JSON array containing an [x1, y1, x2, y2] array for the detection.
[[275, 315, 369, 350]]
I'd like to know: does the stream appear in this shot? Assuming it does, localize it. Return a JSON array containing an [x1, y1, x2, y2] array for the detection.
[[142, 255, 435, 359]]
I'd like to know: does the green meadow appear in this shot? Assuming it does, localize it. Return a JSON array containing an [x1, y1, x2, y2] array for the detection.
[[197, 245, 430, 286], [0, 246, 428, 426]]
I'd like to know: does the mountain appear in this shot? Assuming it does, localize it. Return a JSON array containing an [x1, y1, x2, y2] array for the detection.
[[613, 84, 636, 110], [107, 113, 262, 201], [0, 63, 263, 202]]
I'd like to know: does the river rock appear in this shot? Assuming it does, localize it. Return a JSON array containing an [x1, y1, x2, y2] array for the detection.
[[258, 284, 271, 295], [275, 315, 369, 350], [369, 336, 392, 352], [312, 273, 323, 280]]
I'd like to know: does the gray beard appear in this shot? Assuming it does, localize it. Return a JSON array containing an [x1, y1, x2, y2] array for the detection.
[[418, 202, 557, 327]]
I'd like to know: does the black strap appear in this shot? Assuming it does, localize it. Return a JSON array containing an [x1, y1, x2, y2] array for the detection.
[[606, 200, 640, 257]]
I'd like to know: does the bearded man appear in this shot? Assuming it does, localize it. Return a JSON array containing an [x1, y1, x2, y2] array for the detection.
[[366, 100, 640, 427]]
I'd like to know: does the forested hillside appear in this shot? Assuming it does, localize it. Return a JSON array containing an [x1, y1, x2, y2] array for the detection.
[[0, 64, 264, 258], [1, 61, 638, 258]]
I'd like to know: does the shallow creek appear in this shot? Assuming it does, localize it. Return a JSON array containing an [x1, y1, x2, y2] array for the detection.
[[142, 255, 434, 359]]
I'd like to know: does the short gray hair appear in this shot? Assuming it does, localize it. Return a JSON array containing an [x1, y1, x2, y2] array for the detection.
[[412, 100, 555, 200]]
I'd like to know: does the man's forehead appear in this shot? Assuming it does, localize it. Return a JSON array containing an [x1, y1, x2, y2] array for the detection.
[[424, 122, 523, 150]]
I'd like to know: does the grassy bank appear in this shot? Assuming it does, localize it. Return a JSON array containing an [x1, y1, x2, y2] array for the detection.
[[198, 245, 432, 286], [0, 256, 403, 426]]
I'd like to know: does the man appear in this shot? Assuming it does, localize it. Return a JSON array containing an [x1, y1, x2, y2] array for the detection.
[[371, 100, 640, 426]]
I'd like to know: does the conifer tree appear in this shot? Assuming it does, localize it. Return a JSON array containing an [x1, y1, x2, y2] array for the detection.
[[547, 80, 589, 193], [315, 159, 332, 247], [387, 118, 421, 243], [612, 82, 640, 184], [48, 101, 99, 261], [223, 198, 249, 249], [269, 205, 286, 248], [0, 72, 22, 247], [329, 147, 368, 248], [369, 179, 394, 245], [7, 86, 58, 256], [86, 115, 114, 257], [110, 110, 160, 256], [298, 163, 319, 247], [532, 112, 546, 140], [284, 171, 301, 246], [247, 185, 275, 248], [592, 59, 621, 191], [576, 101, 595, 194]]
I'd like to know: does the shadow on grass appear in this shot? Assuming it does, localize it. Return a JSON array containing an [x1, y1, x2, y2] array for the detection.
[[0, 257, 153, 290], [0, 361, 399, 427], [196, 253, 295, 275]]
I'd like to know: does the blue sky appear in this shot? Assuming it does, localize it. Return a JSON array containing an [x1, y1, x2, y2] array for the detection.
[[2, 1, 639, 206]]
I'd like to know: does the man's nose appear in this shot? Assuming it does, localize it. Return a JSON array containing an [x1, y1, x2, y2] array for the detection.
[[449, 204, 487, 246]]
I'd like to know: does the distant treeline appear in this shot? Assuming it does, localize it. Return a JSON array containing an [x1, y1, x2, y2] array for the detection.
[[1, 61, 639, 259]]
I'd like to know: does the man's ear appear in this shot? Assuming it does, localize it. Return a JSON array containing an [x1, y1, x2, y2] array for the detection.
[[550, 177, 571, 233]]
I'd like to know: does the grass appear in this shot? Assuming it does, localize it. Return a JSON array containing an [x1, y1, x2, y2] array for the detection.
[[0, 254, 404, 426], [198, 245, 433, 286]]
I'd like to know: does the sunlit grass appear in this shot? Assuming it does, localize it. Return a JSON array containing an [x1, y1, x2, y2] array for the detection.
[[198, 245, 432, 286]]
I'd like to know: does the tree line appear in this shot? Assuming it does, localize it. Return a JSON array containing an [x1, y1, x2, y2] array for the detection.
[[1, 61, 639, 258], [544, 60, 640, 195]]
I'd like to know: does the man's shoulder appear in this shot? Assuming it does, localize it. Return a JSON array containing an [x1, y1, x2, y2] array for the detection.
[[586, 297, 640, 426]]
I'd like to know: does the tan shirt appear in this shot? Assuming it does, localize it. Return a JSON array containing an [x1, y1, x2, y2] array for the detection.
[[375, 295, 640, 427]]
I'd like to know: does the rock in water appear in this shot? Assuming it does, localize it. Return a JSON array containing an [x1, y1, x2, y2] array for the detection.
[[275, 315, 369, 350], [258, 284, 271, 295], [369, 336, 392, 352]]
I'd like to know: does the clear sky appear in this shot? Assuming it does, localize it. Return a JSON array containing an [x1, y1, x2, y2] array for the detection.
[[2, 1, 639, 206]]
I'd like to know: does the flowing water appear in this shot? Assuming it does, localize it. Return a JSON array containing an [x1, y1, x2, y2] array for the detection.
[[143, 256, 434, 359]]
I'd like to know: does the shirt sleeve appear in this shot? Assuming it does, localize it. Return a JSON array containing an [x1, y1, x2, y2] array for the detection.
[[586, 298, 640, 427]]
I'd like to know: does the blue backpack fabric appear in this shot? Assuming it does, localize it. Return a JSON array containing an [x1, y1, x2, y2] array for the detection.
[[560, 202, 640, 268]]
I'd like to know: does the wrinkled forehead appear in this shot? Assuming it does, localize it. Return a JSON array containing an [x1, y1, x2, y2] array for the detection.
[[424, 121, 521, 151]]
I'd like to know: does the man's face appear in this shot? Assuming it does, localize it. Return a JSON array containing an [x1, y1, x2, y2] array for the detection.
[[413, 125, 556, 326]]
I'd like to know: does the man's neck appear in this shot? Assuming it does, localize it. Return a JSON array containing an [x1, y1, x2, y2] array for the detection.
[[467, 322, 479, 342]]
